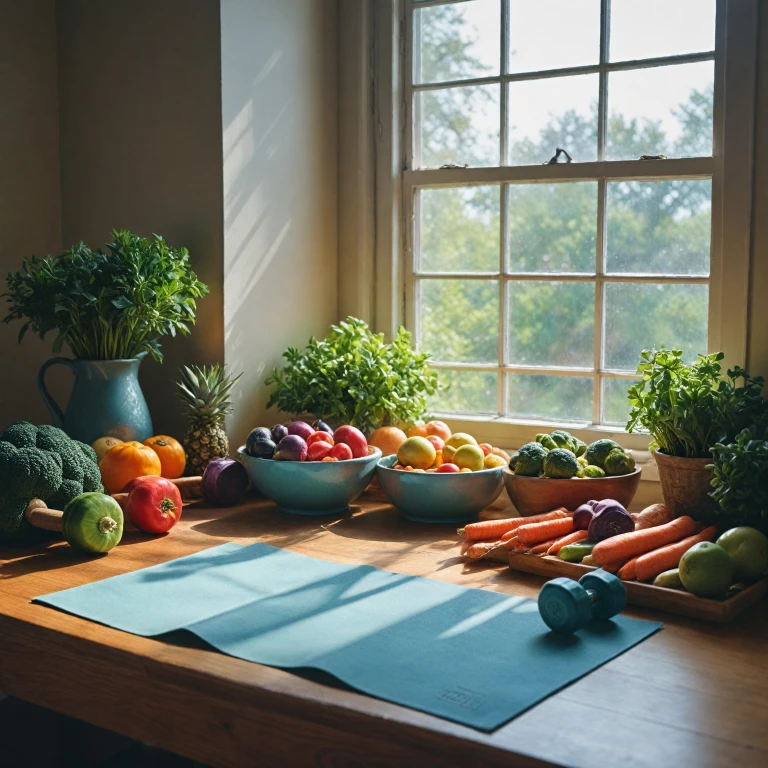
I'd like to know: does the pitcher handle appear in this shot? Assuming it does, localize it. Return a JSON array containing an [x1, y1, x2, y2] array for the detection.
[[37, 357, 75, 429]]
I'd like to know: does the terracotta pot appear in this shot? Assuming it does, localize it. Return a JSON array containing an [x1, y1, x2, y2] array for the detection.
[[654, 450, 718, 521]]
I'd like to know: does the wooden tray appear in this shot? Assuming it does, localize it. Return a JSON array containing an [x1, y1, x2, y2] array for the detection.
[[501, 550, 768, 624]]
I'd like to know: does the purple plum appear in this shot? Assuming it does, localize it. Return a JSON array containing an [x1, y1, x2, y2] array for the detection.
[[287, 421, 314, 440], [271, 424, 289, 443], [274, 435, 308, 461]]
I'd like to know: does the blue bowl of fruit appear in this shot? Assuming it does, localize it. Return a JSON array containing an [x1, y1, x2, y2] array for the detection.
[[237, 420, 382, 516], [375, 433, 507, 524]]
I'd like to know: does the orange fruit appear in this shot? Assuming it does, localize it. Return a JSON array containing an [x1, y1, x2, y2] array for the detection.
[[424, 420, 452, 441], [369, 426, 408, 456], [143, 435, 186, 479], [478, 443, 493, 457], [407, 424, 429, 438], [426, 435, 445, 451], [100, 441, 162, 494], [397, 436, 436, 470], [484, 454, 507, 469]]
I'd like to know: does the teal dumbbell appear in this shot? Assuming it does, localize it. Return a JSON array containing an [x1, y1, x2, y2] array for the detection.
[[538, 571, 627, 633]]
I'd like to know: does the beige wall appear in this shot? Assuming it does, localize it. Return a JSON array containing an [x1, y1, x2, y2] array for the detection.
[[221, 0, 338, 447], [0, 0, 65, 428], [55, 0, 225, 437], [748, 5, 768, 380]]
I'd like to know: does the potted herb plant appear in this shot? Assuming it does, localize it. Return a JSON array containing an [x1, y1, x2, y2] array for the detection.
[[2, 229, 208, 444], [626, 348, 766, 520], [265, 317, 439, 436]]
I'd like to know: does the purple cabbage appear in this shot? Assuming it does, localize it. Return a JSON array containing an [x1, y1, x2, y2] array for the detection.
[[587, 499, 633, 540]]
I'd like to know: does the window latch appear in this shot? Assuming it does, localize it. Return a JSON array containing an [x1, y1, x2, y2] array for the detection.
[[544, 148, 572, 165], [639, 154, 668, 160], [439, 163, 469, 169]]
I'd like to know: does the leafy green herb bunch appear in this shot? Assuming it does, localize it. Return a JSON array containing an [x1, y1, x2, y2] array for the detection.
[[626, 348, 767, 458], [266, 317, 439, 435], [3, 229, 208, 362]]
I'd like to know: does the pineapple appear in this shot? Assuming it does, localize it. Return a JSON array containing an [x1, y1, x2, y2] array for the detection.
[[177, 364, 242, 476]]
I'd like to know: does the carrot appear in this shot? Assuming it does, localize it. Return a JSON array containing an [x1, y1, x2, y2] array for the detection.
[[631, 503, 673, 531], [617, 557, 639, 580], [497, 509, 569, 542], [513, 539, 530, 553], [460, 537, 498, 556], [634, 526, 717, 582], [465, 541, 501, 559], [547, 529, 589, 555], [529, 537, 563, 555], [499, 535, 518, 550], [516, 516, 574, 545], [582, 554, 626, 573], [461, 509, 568, 542], [591, 516, 697, 566]]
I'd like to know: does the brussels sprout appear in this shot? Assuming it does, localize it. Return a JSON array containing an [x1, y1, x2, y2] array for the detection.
[[550, 431, 576, 451], [604, 448, 636, 476], [573, 439, 587, 457], [585, 439, 623, 469], [536, 433, 558, 451], [576, 465, 606, 478]]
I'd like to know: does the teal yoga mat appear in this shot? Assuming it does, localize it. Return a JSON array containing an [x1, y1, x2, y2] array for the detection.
[[35, 543, 661, 730]]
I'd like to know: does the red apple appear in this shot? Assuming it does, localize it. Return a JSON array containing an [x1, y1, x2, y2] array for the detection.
[[332, 425, 368, 458], [435, 463, 460, 473], [307, 441, 334, 461], [330, 442, 354, 461]]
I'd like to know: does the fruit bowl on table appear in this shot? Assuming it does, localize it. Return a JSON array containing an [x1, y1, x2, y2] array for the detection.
[[375, 455, 505, 524], [237, 445, 382, 516], [503, 467, 642, 517]]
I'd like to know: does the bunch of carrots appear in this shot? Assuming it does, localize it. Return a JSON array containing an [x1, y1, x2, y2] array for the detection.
[[458, 509, 717, 584]]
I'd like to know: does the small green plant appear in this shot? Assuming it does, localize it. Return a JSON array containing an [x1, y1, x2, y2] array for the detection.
[[265, 317, 439, 435], [626, 349, 766, 458], [2, 229, 208, 362], [709, 430, 768, 532]]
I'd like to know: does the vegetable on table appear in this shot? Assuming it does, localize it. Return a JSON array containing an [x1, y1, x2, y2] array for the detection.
[[547, 529, 589, 555], [516, 516, 574, 545], [617, 558, 639, 580], [143, 436, 186, 480], [0, 421, 104, 546], [587, 501, 634, 540], [458, 508, 568, 541], [573, 503, 596, 530], [464, 541, 500, 560], [592, 516, 697, 566], [125, 477, 182, 534], [634, 526, 718, 582], [653, 568, 683, 589], [632, 503, 673, 530], [592, 515, 697, 566], [99, 440, 162, 495], [201, 458, 249, 506], [529, 537, 563, 555], [559, 540, 597, 563], [62, 492, 124, 552]]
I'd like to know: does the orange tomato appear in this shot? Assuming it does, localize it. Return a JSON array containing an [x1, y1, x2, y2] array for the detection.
[[100, 441, 162, 494], [306, 431, 334, 447], [407, 424, 429, 438], [143, 435, 186, 479]]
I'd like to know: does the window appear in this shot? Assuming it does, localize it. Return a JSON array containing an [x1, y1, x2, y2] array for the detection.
[[395, 0, 756, 443]]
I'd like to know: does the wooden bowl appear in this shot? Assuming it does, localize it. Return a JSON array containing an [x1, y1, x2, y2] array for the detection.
[[503, 467, 642, 516]]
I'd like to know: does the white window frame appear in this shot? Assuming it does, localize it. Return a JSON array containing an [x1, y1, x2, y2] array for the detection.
[[357, 0, 757, 451]]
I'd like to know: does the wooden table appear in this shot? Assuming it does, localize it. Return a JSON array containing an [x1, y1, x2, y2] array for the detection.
[[1, 496, 766, 768]]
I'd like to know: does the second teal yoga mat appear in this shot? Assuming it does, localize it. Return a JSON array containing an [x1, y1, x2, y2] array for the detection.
[[35, 542, 661, 730]]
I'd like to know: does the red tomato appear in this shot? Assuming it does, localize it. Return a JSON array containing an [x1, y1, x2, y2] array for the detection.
[[330, 442, 354, 461], [126, 476, 183, 534], [332, 425, 368, 458], [435, 463, 460, 473], [306, 431, 334, 448], [307, 441, 334, 461]]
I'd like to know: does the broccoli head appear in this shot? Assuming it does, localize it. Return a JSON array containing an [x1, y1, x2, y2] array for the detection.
[[604, 448, 636, 476], [576, 465, 606, 478], [535, 433, 558, 451], [550, 431, 577, 452], [584, 439, 623, 469], [543, 448, 579, 478], [513, 442, 549, 476], [0, 421, 104, 546]]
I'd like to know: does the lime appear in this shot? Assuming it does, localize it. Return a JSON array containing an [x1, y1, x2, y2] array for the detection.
[[716, 527, 768, 583], [679, 542, 733, 599]]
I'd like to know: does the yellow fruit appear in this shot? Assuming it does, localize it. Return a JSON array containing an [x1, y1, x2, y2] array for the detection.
[[453, 444, 485, 471], [397, 436, 436, 470], [369, 426, 408, 456], [492, 447, 511, 462], [442, 445, 456, 463], [445, 432, 478, 450], [484, 454, 507, 469], [431, 449, 443, 468], [91, 436, 124, 463], [460, 468, 472, 473]]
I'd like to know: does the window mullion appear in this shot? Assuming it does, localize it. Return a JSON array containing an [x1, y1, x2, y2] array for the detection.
[[593, 179, 607, 426], [597, 0, 611, 162], [498, 0, 510, 417]]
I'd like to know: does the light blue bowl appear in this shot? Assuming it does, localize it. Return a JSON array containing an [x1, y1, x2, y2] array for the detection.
[[375, 455, 505, 524], [237, 445, 382, 516]]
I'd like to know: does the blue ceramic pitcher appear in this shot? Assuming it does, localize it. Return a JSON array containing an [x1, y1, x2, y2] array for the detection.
[[37, 353, 153, 445]]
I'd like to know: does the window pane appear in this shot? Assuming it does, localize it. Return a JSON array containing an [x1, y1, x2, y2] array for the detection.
[[507, 281, 594, 367], [606, 180, 711, 275], [415, 0, 500, 85], [420, 279, 499, 363], [603, 283, 708, 371], [508, 182, 597, 273], [601, 377, 637, 426], [607, 62, 714, 160], [418, 84, 500, 168], [431, 369, 498, 415], [610, 0, 716, 62], [507, 74, 598, 165], [509, 0, 600, 73], [507, 374, 593, 422], [420, 186, 500, 273]]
